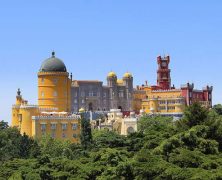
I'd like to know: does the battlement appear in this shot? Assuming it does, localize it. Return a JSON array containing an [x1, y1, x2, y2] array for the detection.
[[32, 114, 81, 120]]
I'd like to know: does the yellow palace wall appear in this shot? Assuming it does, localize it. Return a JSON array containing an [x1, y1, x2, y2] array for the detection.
[[140, 87, 185, 114], [38, 72, 71, 112], [32, 117, 81, 143]]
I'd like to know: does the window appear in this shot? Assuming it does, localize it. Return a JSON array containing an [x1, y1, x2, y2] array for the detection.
[[74, 92, 78, 97], [53, 91, 58, 97], [168, 106, 175, 110], [74, 99, 78, 103], [53, 78, 58, 84], [119, 92, 124, 98], [41, 78, 44, 83], [81, 92, 85, 97], [61, 123, 67, 130], [168, 100, 175, 104], [41, 91, 44, 97], [73, 134, 77, 138], [82, 99, 85, 104], [51, 124, 56, 130], [209, 94, 211, 100], [62, 133, 66, 138], [159, 106, 166, 110], [189, 92, 192, 98], [18, 114, 22, 122], [159, 100, 166, 105], [41, 124, 46, 130], [97, 92, 100, 97], [103, 93, 106, 97], [89, 91, 94, 97], [51, 133, 55, 138], [72, 123, 78, 130]]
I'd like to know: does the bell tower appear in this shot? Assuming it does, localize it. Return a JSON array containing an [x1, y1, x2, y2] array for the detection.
[[157, 55, 171, 89]]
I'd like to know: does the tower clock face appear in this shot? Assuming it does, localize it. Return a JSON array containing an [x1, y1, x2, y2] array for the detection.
[[162, 62, 167, 67]]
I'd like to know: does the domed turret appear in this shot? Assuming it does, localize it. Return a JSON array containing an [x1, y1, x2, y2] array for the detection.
[[117, 79, 123, 85], [79, 108, 85, 113], [39, 52, 67, 72], [38, 52, 71, 112], [123, 72, 132, 78], [107, 71, 117, 78]]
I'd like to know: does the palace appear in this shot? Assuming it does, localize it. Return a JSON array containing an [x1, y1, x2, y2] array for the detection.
[[11, 52, 134, 140], [134, 55, 213, 117], [11, 52, 213, 140], [12, 52, 81, 143], [71, 71, 133, 113]]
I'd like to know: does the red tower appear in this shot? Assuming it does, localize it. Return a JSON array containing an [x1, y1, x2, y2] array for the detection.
[[157, 55, 171, 89]]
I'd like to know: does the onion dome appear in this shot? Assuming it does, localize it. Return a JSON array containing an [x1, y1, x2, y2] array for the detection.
[[79, 108, 85, 113], [117, 79, 123, 84], [39, 51, 67, 72], [123, 72, 132, 78], [107, 71, 117, 78]]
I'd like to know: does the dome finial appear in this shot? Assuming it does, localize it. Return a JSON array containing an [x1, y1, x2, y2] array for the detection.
[[52, 51, 55, 57], [17, 88, 21, 96]]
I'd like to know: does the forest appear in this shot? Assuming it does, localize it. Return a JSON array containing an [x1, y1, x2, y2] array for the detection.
[[1, 103, 222, 179]]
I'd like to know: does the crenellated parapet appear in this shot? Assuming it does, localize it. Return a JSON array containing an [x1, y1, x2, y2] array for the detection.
[[38, 71, 69, 77]]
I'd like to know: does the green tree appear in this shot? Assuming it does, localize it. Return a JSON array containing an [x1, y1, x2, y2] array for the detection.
[[38, 135, 71, 158], [93, 129, 127, 148], [183, 102, 208, 127], [213, 104, 222, 115], [80, 113, 92, 149], [0, 120, 9, 130], [0, 127, 39, 163]]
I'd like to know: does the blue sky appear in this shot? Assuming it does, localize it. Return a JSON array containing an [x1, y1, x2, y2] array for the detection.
[[1, 1, 221, 122]]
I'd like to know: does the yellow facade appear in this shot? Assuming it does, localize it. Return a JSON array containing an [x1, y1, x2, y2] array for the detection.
[[38, 72, 71, 112], [136, 86, 185, 115], [132, 89, 146, 112], [32, 115, 81, 143], [11, 52, 81, 143], [12, 91, 39, 136]]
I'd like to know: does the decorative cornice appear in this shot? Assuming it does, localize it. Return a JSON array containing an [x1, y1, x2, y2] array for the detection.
[[38, 72, 69, 76]]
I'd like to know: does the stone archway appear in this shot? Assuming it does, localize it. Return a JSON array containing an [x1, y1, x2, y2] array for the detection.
[[127, 126, 134, 135], [118, 106, 122, 111], [88, 102, 93, 111]]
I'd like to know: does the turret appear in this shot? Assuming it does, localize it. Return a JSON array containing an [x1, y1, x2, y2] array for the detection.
[[38, 52, 71, 112], [203, 85, 213, 107], [123, 72, 133, 99], [16, 88, 23, 105], [107, 71, 117, 109], [157, 55, 171, 89]]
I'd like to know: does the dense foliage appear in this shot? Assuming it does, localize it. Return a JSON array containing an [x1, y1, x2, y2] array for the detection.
[[1, 103, 222, 179]]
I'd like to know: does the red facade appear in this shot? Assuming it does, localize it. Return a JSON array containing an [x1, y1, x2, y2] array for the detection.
[[155, 55, 213, 107], [157, 55, 171, 89], [181, 83, 213, 107]]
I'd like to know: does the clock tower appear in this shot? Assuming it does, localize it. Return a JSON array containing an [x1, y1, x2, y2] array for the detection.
[[157, 55, 171, 89]]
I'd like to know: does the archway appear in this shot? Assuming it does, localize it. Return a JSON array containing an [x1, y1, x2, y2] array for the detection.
[[118, 106, 122, 111], [88, 102, 93, 111], [127, 126, 135, 135]]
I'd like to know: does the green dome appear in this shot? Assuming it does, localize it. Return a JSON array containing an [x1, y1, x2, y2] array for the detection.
[[39, 52, 67, 72]]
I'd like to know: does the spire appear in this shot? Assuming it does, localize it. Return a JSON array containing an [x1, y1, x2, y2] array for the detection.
[[70, 73, 73, 81], [51, 51, 55, 58], [17, 88, 21, 96]]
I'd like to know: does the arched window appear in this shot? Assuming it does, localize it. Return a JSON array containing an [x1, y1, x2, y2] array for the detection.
[[53, 91, 58, 97]]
